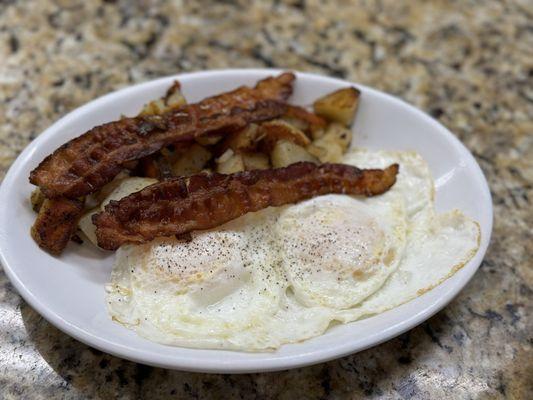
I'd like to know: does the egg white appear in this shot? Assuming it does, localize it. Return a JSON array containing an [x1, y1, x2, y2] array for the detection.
[[343, 149, 434, 218]]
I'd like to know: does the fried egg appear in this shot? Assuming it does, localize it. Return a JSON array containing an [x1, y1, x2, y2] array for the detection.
[[107, 210, 285, 349], [276, 194, 406, 309], [107, 147, 480, 351]]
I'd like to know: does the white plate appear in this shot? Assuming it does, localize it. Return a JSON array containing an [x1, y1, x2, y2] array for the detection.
[[0, 69, 492, 373]]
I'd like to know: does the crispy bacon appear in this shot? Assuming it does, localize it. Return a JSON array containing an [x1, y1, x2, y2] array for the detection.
[[93, 162, 399, 250], [29, 72, 295, 199], [31, 197, 84, 255]]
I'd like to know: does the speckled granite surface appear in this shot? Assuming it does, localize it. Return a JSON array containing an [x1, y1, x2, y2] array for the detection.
[[0, 0, 531, 398]]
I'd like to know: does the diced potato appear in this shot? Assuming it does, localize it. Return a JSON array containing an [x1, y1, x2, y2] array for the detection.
[[217, 148, 235, 163], [307, 141, 343, 163], [196, 135, 223, 146], [85, 170, 129, 208], [283, 116, 325, 140], [163, 81, 187, 108], [325, 122, 352, 150], [102, 177, 158, 206], [242, 152, 270, 170], [157, 155, 175, 179], [30, 188, 45, 212], [139, 99, 166, 116], [313, 87, 360, 126], [218, 124, 260, 153], [160, 147, 175, 159], [281, 115, 308, 133], [139, 81, 187, 116], [171, 144, 212, 177], [78, 208, 99, 247], [216, 151, 245, 174], [79, 177, 157, 248], [307, 122, 352, 163], [259, 120, 311, 152], [310, 127, 326, 140], [283, 105, 327, 138], [271, 140, 318, 168]]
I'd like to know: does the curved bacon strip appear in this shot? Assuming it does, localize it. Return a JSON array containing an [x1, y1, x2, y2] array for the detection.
[[93, 162, 399, 250], [30, 72, 295, 199], [30, 197, 84, 255]]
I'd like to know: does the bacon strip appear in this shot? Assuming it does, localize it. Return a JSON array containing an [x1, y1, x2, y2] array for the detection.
[[93, 162, 399, 250], [31, 197, 84, 255], [29, 72, 295, 199]]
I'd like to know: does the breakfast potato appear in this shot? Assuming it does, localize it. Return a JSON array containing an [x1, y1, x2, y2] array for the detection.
[[85, 171, 130, 208], [307, 141, 343, 163], [259, 120, 311, 152], [281, 115, 308, 133], [155, 155, 175, 179], [163, 81, 187, 108], [283, 105, 327, 139], [218, 124, 260, 154], [79, 177, 158, 247], [196, 135, 223, 146], [102, 177, 158, 206], [30, 188, 45, 212], [78, 208, 99, 247], [171, 144, 212, 177], [139, 99, 167, 116], [139, 81, 187, 116], [325, 122, 352, 151], [313, 87, 360, 126], [307, 122, 352, 163], [216, 150, 245, 174], [309, 127, 326, 141], [271, 140, 318, 168], [242, 152, 270, 170]]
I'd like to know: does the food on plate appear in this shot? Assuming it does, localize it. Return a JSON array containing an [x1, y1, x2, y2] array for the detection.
[[241, 151, 270, 170], [30, 197, 84, 255], [217, 124, 261, 154], [29, 72, 295, 199], [270, 140, 318, 167], [259, 119, 311, 151], [307, 122, 352, 163], [79, 177, 157, 247], [93, 162, 399, 250], [29, 80, 190, 254], [30, 188, 45, 212], [284, 105, 327, 132], [107, 147, 479, 351], [313, 87, 360, 126], [26, 71, 480, 351], [27, 72, 365, 255], [138, 81, 187, 116], [215, 149, 245, 174], [170, 143, 212, 177]]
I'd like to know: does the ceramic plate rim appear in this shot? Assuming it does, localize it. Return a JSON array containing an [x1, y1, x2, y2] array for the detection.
[[0, 69, 492, 373]]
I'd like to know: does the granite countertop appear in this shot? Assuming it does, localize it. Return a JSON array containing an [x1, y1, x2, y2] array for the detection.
[[0, 0, 531, 398]]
